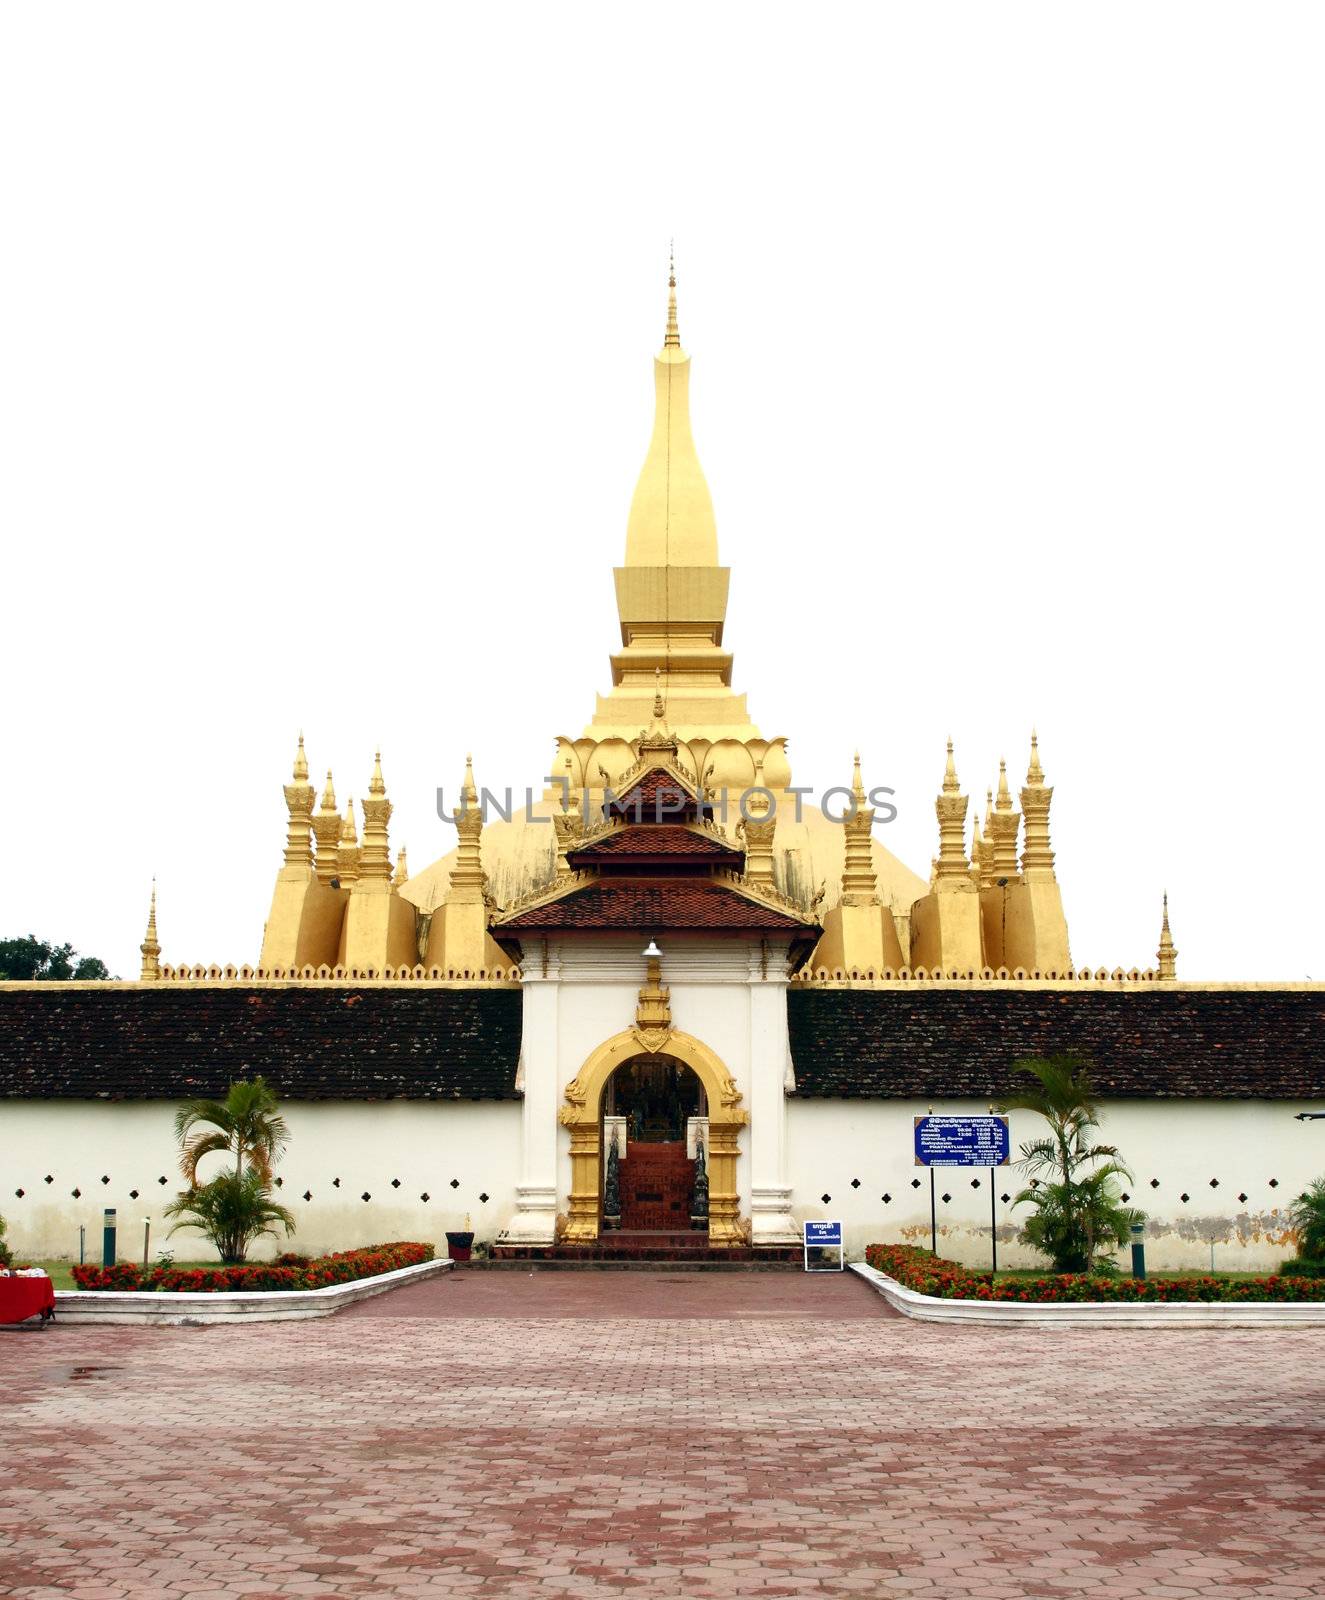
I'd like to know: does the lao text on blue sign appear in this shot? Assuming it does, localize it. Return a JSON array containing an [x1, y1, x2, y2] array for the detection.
[[804, 1220, 843, 1247], [803, 1218, 845, 1272], [913, 1115, 1011, 1167]]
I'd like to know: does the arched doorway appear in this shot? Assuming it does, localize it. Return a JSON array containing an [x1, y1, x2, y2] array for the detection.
[[558, 1029, 747, 1246], [604, 1055, 706, 1232]]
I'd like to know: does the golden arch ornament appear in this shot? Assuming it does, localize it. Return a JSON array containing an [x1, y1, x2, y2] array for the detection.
[[557, 1028, 747, 1246]]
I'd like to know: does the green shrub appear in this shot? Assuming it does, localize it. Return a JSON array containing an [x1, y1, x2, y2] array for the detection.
[[1278, 1258, 1325, 1279]]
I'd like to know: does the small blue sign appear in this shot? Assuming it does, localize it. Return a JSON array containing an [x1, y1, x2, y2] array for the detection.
[[914, 1115, 1011, 1167], [804, 1220, 843, 1246]]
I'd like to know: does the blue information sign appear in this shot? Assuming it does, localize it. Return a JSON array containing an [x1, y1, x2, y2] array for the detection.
[[913, 1115, 1010, 1167], [804, 1220, 843, 1246]]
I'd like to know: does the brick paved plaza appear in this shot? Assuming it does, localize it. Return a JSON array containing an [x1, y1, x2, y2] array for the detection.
[[3, 1269, 1324, 1599]]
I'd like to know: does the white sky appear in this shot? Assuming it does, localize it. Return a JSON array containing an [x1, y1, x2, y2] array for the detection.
[[2, 3, 1322, 981]]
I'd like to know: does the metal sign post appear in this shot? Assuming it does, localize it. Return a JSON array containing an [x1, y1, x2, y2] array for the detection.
[[914, 1115, 1011, 1273], [803, 1219, 844, 1272]]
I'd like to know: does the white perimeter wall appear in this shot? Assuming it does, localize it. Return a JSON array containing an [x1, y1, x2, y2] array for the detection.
[[0, 1100, 521, 1261], [788, 1098, 1324, 1271]]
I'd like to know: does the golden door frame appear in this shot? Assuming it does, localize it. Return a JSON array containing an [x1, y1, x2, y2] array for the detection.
[[558, 1029, 747, 1246]]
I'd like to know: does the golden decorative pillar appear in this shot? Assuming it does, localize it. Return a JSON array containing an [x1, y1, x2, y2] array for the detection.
[[424, 756, 508, 973], [811, 755, 905, 972], [739, 769, 777, 890], [393, 845, 409, 889], [336, 800, 360, 888], [312, 772, 341, 886], [909, 741, 984, 972], [343, 754, 418, 971], [1000, 733, 1072, 973], [139, 881, 161, 981], [980, 761, 1021, 969], [260, 736, 349, 972], [358, 752, 393, 882], [552, 756, 582, 876]]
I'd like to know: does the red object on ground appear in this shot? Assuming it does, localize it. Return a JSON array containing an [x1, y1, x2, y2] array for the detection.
[[0, 1274, 55, 1325]]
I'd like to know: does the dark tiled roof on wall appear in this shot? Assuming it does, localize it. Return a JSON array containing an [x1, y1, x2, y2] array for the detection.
[[0, 985, 523, 1101], [787, 986, 1325, 1100]]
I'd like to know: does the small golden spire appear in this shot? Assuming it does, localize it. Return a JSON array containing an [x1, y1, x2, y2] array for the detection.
[[1157, 891, 1178, 980], [664, 246, 680, 350], [1027, 730, 1044, 785], [461, 753, 478, 808], [320, 770, 337, 813], [369, 750, 386, 797], [851, 751, 866, 802], [995, 759, 1012, 810], [985, 787, 994, 828], [340, 798, 357, 845], [943, 738, 960, 795], [139, 880, 161, 981], [293, 733, 308, 783], [653, 667, 666, 721], [393, 845, 409, 888]]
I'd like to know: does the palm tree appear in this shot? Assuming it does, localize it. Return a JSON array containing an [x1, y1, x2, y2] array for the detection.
[[167, 1076, 295, 1264], [174, 1076, 289, 1187], [164, 1169, 296, 1264], [998, 1056, 1145, 1274], [1289, 1176, 1325, 1260]]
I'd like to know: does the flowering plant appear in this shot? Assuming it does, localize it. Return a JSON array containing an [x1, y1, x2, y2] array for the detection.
[[864, 1243, 1325, 1303], [71, 1241, 433, 1292]]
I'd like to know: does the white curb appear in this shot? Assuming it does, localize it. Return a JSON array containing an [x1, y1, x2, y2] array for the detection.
[[46, 1257, 452, 1325], [850, 1261, 1325, 1328]]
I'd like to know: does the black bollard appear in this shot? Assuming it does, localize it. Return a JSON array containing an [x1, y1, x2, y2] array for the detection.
[[102, 1207, 117, 1268], [1130, 1222, 1146, 1280]]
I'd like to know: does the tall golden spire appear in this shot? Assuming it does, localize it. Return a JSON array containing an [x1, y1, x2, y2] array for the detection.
[[312, 770, 341, 887], [139, 881, 161, 981], [987, 759, 1021, 883], [359, 750, 393, 883], [337, 797, 360, 888], [1019, 731, 1057, 882], [623, 252, 717, 568], [839, 753, 879, 906], [1157, 892, 1178, 980], [282, 734, 315, 869], [448, 755, 486, 904], [934, 740, 970, 882], [664, 244, 680, 349]]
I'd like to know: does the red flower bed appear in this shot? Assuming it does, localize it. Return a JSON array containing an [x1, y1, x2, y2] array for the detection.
[[864, 1243, 1325, 1303], [71, 1241, 433, 1293]]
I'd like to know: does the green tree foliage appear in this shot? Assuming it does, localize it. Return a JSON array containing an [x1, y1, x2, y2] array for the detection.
[[0, 1213, 12, 1269], [163, 1170, 296, 1265], [998, 1056, 1146, 1274], [166, 1077, 295, 1263], [174, 1075, 290, 1186], [0, 934, 111, 981], [1289, 1176, 1325, 1260]]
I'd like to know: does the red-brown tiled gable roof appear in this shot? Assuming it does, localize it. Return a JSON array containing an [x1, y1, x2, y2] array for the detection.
[[569, 826, 741, 863], [607, 768, 704, 821], [499, 879, 807, 932]]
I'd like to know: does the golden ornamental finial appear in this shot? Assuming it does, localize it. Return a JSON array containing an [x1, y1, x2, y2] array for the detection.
[[340, 798, 357, 844], [942, 738, 960, 794], [653, 667, 666, 721], [664, 245, 680, 349], [1027, 730, 1044, 785], [370, 750, 386, 797], [851, 752, 866, 802], [320, 770, 337, 813], [293, 733, 309, 783], [393, 845, 409, 887], [461, 753, 478, 807], [995, 759, 1012, 810], [985, 787, 994, 827]]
